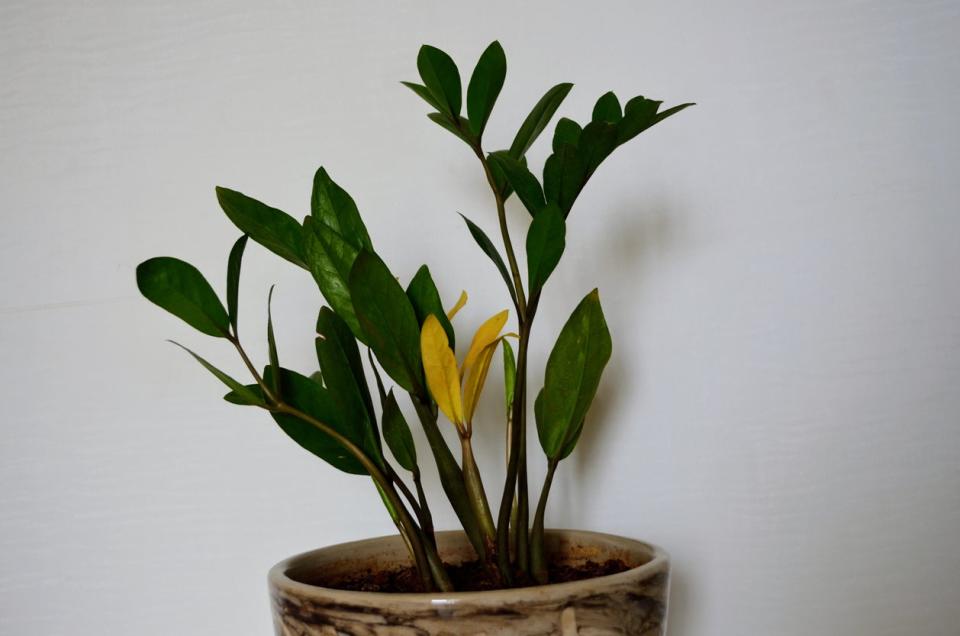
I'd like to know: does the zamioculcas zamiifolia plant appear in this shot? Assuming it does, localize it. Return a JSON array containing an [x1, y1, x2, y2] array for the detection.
[[137, 41, 692, 592]]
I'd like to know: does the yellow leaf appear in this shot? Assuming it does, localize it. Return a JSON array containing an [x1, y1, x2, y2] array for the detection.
[[420, 314, 464, 427], [461, 309, 509, 379], [463, 337, 504, 425], [446, 290, 468, 320]]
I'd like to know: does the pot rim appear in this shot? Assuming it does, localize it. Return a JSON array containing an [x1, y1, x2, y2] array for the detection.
[[269, 528, 669, 608]]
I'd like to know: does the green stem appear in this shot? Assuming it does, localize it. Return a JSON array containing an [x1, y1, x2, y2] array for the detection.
[[412, 468, 436, 548], [530, 457, 559, 584], [411, 397, 487, 559], [516, 420, 530, 574], [460, 436, 497, 552]]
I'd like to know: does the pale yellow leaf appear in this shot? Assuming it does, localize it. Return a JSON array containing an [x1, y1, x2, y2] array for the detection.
[[463, 337, 504, 425], [420, 314, 464, 427], [446, 290, 468, 320], [461, 309, 509, 379]]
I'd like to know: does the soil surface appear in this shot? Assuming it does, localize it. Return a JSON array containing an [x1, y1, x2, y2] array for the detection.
[[321, 558, 632, 593]]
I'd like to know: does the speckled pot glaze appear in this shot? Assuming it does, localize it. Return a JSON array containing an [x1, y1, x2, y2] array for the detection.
[[269, 529, 670, 635]]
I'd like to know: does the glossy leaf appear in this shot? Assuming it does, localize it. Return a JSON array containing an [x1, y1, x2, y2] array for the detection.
[[215, 187, 304, 268], [316, 307, 381, 464], [407, 265, 456, 348], [382, 388, 417, 472], [265, 366, 367, 474], [489, 154, 545, 216], [526, 204, 566, 294], [536, 290, 612, 459], [302, 217, 365, 342], [136, 257, 230, 338], [170, 340, 264, 406], [592, 91, 622, 124], [420, 314, 464, 427], [458, 214, 519, 309], [417, 45, 462, 117], [349, 250, 424, 394], [311, 167, 373, 251], [226, 235, 248, 333], [466, 41, 506, 136], [509, 83, 574, 159]]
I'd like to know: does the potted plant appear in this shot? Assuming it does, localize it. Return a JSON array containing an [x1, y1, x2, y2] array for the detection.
[[136, 41, 691, 635]]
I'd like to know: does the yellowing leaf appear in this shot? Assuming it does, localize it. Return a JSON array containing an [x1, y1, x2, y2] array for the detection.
[[461, 309, 509, 379], [420, 314, 464, 427], [463, 336, 504, 425], [446, 290, 468, 320]]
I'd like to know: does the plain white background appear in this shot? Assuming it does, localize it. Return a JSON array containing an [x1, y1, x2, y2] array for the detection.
[[2, 1, 958, 634]]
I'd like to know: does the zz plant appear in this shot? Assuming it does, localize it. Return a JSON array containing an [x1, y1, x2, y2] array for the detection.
[[137, 41, 691, 591]]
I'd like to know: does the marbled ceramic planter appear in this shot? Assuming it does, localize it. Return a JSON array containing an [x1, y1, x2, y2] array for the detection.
[[269, 529, 670, 635]]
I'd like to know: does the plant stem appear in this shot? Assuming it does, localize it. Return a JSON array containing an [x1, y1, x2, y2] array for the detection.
[[411, 397, 488, 559], [460, 436, 497, 554], [412, 468, 436, 548], [530, 457, 559, 584]]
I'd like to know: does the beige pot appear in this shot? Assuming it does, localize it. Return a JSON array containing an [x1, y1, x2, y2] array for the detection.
[[269, 529, 670, 635]]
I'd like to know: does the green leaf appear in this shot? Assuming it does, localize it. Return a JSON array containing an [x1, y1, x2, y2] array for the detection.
[[466, 41, 506, 136], [382, 388, 417, 472], [302, 216, 365, 343], [215, 187, 304, 268], [553, 118, 582, 152], [558, 416, 586, 460], [509, 83, 573, 159], [578, 120, 619, 175], [224, 382, 265, 406], [417, 45, 462, 117], [315, 307, 381, 464], [265, 366, 368, 475], [427, 112, 475, 147], [536, 289, 612, 459], [266, 285, 280, 397], [348, 250, 424, 394], [618, 98, 694, 145], [592, 91, 622, 124], [226, 235, 248, 333], [311, 168, 373, 252], [169, 340, 265, 406], [526, 204, 566, 294], [458, 213, 519, 310], [136, 257, 230, 338], [489, 153, 545, 216], [503, 338, 516, 412], [401, 81, 445, 112], [406, 265, 456, 348], [487, 149, 519, 199], [542, 143, 586, 216]]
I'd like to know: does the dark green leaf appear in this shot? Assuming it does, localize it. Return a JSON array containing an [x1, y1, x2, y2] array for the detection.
[[503, 338, 516, 412], [417, 45, 462, 117], [224, 382, 264, 406], [302, 216, 365, 343], [348, 251, 424, 394], [509, 83, 574, 159], [406, 265, 456, 348], [169, 340, 265, 406], [266, 285, 280, 397], [489, 153, 545, 216], [401, 81, 445, 112], [311, 168, 373, 252], [526, 204, 566, 294], [553, 118, 582, 152], [536, 289, 612, 459], [542, 143, 585, 216], [617, 98, 694, 145], [315, 307, 381, 464], [215, 187, 304, 268], [382, 388, 417, 472], [265, 366, 368, 474], [226, 235, 248, 333], [592, 91, 622, 124], [578, 120, 619, 174], [466, 41, 506, 136], [458, 213, 519, 309], [558, 416, 586, 460], [368, 348, 388, 406], [487, 150, 519, 199], [427, 112, 475, 147], [136, 257, 230, 338]]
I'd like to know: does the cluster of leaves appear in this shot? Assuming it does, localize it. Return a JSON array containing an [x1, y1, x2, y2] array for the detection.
[[136, 40, 691, 591]]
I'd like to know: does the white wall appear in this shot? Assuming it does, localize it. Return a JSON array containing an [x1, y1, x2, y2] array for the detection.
[[2, 1, 958, 634]]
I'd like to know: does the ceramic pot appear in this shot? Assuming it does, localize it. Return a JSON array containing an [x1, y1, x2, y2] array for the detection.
[[269, 529, 670, 635]]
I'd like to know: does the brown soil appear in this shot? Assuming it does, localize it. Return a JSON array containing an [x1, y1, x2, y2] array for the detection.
[[321, 558, 632, 593]]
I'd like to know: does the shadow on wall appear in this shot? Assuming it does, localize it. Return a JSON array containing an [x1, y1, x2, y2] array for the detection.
[[563, 196, 696, 636]]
